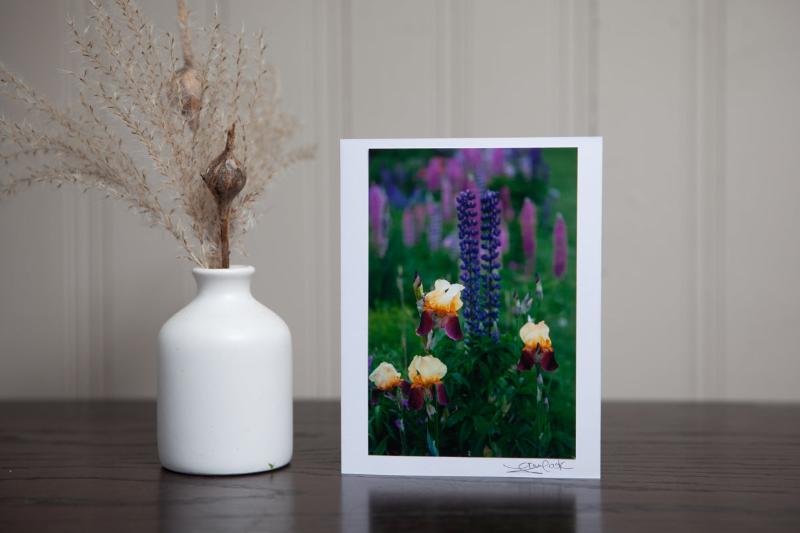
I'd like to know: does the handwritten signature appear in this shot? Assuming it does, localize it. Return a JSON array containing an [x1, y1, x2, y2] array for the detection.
[[503, 460, 573, 474]]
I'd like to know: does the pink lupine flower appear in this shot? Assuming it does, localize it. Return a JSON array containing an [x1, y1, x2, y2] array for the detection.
[[413, 203, 427, 232], [461, 148, 483, 172], [369, 184, 388, 256], [402, 207, 417, 247], [427, 200, 442, 251], [519, 198, 537, 272], [440, 175, 454, 221], [500, 186, 514, 221], [499, 220, 509, 255], [553, 212, 568, 279], [490, 148, 506, 176], [422, 157, 445, 191], [446, 157, 465, 190]]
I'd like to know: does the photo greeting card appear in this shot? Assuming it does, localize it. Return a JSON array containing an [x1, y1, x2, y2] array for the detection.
[[341, 138, 602, 478]]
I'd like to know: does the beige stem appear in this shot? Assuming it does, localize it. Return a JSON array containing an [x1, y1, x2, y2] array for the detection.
[[218, 203, 230, 269], [176, 0, 194, 67]]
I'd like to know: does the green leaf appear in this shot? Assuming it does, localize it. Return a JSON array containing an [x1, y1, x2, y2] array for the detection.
[[373, 435, 389, 455], [458, 419, 472, 445]]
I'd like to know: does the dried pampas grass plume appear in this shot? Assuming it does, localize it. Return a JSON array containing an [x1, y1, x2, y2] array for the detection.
[[0, 0, 314, 268], [172, 0, 202, 131]]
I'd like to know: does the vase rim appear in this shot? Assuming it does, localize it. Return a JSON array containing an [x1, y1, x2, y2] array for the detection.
[[192, 264, 255, 276]]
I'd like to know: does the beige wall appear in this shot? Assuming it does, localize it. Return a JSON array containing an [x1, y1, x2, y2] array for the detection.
[[1, 0, 798, 401]]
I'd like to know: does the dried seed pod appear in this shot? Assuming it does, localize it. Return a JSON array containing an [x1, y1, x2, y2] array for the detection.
[[172, 0, 201, 130], [201, 124, 247, 268], [172, 66, 201, 130]]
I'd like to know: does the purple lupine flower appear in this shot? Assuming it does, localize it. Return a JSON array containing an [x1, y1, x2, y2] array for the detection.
[[369, 184, 388, 257], [519, 155, 533, 179], [519, 198, 537, 274], [474, 166, 489, 189], [413, 203, 427, 233], [456, 190, 482, 339], [489, 148, 506, 176], [480, 190, 501, 340], [442, 230, 460, 258], [465, 180, 481, 229], [500, 185, 514, 221], [381, 167, 407, 208], [446, 156, 466, 190], [528, 148, 542, 174], [402, 207, 417, 247], [427, 199, 442, 251], [499, 220, 509, 255], [422, 157, 445, 191], [440, 175, 454, 221], [461, 149, 483, 172], [553, 212, 568, 279]]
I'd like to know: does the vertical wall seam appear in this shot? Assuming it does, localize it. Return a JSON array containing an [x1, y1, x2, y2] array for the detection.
[[61, 0, 77, 398], [311, 0, 322, 397], [463, 0, 473, 136], [715, 0, 727, 400], [310, 0, 341, 398], [694, 0, 726, 400], [341, 0, 353, 138], [87, 0, 104, 398], [691, 0, 702, 400], [587, 0, 599, 136]]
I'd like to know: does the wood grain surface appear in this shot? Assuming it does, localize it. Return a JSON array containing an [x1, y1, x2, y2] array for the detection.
[[0, 401, 798, 532]]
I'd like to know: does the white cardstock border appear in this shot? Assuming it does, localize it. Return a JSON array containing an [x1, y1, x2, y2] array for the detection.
[[340, 137, 602, 478]]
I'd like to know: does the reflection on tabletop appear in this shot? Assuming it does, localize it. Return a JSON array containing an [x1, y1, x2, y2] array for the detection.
[[342, 474, 601, 533]]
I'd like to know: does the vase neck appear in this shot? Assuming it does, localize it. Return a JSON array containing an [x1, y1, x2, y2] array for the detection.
[[192, 265, 255, 299]]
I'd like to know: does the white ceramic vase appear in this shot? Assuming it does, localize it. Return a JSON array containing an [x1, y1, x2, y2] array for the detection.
[[157, 265, 292, 475]]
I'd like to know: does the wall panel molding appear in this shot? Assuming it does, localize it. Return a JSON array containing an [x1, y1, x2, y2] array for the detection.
[[2, 0, 799, 401], [312, 0, 344, 397], [693, 0, 726, 400]]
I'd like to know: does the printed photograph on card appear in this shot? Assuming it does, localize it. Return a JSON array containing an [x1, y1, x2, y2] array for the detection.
[[341, 137, 601, 478], [366, 147, 576, 458]]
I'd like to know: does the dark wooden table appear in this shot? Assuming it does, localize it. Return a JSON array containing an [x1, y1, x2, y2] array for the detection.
[[0, 401, 798, 532]]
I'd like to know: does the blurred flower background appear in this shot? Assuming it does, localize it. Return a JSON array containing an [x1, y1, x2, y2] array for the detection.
[[367, 147, 577, 458]]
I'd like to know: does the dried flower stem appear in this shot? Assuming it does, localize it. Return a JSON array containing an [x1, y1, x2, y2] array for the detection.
[[177, 0, 194, 67], [202, 124, 246, 268], [0, 0, 313, 268]]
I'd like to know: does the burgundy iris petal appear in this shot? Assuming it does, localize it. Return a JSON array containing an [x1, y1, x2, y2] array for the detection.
[[435, 382, 449, 406], [442, 314, 463, 341], [416, 310, 434, 337], [408, 387, 425, 410], [517, 346, 536, 371], [538, 348, 558, 372]]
